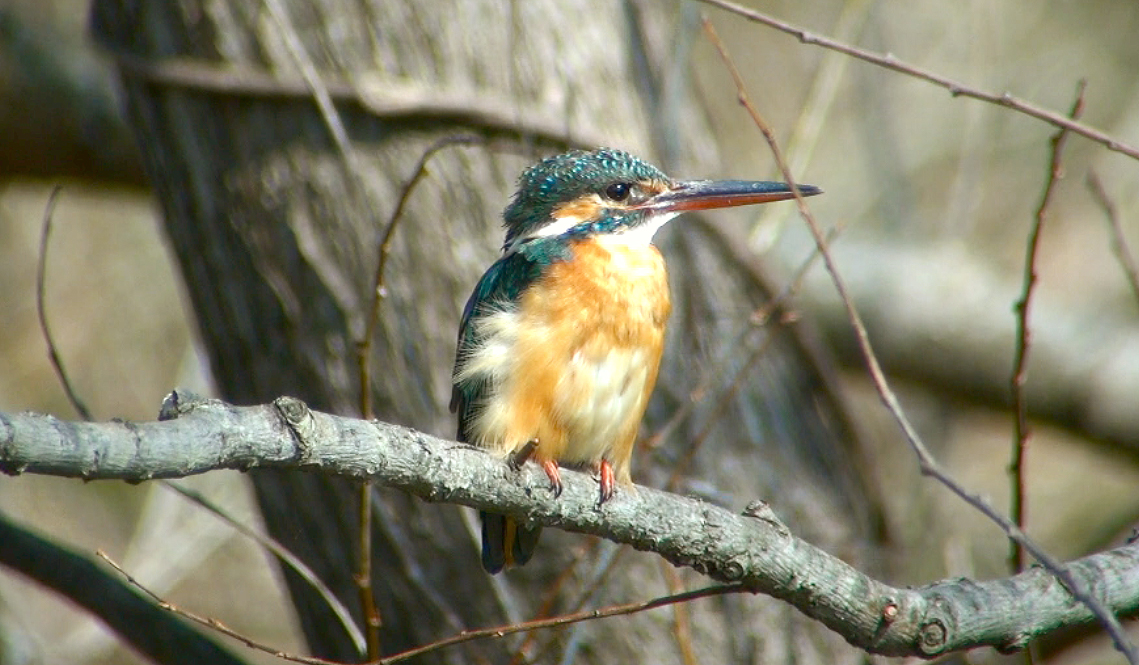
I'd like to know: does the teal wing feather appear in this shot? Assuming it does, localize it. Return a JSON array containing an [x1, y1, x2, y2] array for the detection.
[[449, 240, 568, 440], [450, 239, 570, 573]]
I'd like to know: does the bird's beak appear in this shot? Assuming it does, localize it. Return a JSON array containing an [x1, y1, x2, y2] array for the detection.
[[640, 180, 822, 213]]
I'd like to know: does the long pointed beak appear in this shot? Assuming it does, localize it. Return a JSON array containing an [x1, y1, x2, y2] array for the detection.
[[640, 179, 822, 213]]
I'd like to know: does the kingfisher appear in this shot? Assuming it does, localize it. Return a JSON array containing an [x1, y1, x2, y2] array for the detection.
[[451, 148, 820, 573]]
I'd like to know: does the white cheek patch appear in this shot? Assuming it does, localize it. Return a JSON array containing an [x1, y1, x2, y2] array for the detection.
[[505, 213, 586, 253]]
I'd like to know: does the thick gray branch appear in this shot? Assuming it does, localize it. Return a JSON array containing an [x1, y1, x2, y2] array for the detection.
[[2, 391, 1136, 658]]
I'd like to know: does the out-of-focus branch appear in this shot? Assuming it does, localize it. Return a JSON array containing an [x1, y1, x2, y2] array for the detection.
[[1088, 171, 1139, 307], [0, 509, 247, 665], [2, 391, 1137, 659], [108, 53, 604, 150], [796, 240, 1139, 459]]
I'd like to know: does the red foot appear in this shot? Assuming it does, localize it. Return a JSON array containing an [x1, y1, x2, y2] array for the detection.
[[598, 459, 615, 504], [541, 459, 563, 497]]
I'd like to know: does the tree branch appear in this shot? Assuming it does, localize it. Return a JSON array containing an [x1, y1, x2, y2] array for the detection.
[[795, 240, 1139, 460], [696, 0, 1139, 161], [2, 391, 1136, 658], [107, 52, 604, 151]]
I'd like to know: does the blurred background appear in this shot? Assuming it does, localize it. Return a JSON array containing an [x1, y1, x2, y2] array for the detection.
[[1, 0, 1138, 663]]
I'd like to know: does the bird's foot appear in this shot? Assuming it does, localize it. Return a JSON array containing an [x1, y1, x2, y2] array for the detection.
[[509, 440, 562, 496], [598, 459, 615, 504], [541, 459, 563, 497], [509, 439, 538, 471]]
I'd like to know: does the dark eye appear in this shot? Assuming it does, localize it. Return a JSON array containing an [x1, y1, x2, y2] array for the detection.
[[604, 182, 632, 201]]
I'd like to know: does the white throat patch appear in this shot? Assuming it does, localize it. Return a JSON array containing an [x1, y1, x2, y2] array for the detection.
[[598, 211, 679, 247]]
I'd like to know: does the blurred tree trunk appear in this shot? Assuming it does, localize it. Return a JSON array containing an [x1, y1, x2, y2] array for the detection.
[[90, 1, 885, 663]]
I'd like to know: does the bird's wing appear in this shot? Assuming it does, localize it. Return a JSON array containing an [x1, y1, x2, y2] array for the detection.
[[450, 246, 553, 441]]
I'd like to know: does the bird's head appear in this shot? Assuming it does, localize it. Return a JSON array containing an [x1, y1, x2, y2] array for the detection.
[[501, 148, 819, 252]]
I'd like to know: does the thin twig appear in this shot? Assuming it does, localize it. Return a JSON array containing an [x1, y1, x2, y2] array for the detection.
[[644, 224, 842, 453], [354, 480, 379, 655], [97, 550, 342, 665], [702, 17, 1138, 664], [357, 135, 486, 418], [105, 541, 733, 665], [36, 186, 93, 422], [352, 140, 507, 638], [111, 543, 706, 665], [696, 0, 1139, 162], [160, 481, 367, 653], [382, 584, 743, 664], [263, 0, 354, 165], [352, 140, 490, 637], [522, 544, 628, 665], [661, 562, 699, 665], [1010, 81, 1086, 573], [751, 0, 872, 239], [1087, 170, 1139, 306], [261, 2, 380, 650]]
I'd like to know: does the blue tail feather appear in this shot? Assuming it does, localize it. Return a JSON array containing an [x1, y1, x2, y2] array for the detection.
[[480, 511, 541, 573]]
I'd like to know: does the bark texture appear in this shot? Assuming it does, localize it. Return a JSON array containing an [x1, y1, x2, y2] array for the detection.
[[90, 1, 884, 662]]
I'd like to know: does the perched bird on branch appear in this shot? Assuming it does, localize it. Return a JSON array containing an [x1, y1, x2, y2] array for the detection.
[[451, 148, 819, 573]]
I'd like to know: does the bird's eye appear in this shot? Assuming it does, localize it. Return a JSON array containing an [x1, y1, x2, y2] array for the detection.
[[604, 182, 632, 202]]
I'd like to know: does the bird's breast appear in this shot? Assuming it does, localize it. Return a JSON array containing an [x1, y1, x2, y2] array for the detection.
[[456, 238, 670, 477]]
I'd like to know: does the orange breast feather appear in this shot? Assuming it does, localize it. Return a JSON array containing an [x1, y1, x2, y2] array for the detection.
[[490, 237, 671, 486]]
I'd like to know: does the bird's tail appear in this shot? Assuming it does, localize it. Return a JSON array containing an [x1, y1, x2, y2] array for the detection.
[[480, 511, 541, 573]]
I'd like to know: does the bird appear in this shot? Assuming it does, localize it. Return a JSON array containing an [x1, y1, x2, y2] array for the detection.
[[451, 148, 820, 573]]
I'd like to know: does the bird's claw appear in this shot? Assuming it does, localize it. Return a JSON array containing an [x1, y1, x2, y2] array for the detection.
[[598, 459, 615, 504], [541, 459, 563, 497]]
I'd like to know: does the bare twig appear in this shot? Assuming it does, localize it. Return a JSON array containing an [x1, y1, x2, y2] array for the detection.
[[1010, 81, 1085, 573], [382, 585, 742, 664], [353, 479, 379, 655], [36, 186, 93, 422], [645, 224, 842, 454], [263, 0, 355, 167], [701, 18, 1138, 664], [357, 135, 486, 418], [99, 547, 740, 665], [1087, 170, 1139, 306], [750, 0, 872, 241], [262, 1, 378, 651], [696, 0, 1139, 162], [97, 550, 342, 665], [353, 137, 488, 653], [160, 481, 366, 654], [661, 562, 699, 665]]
